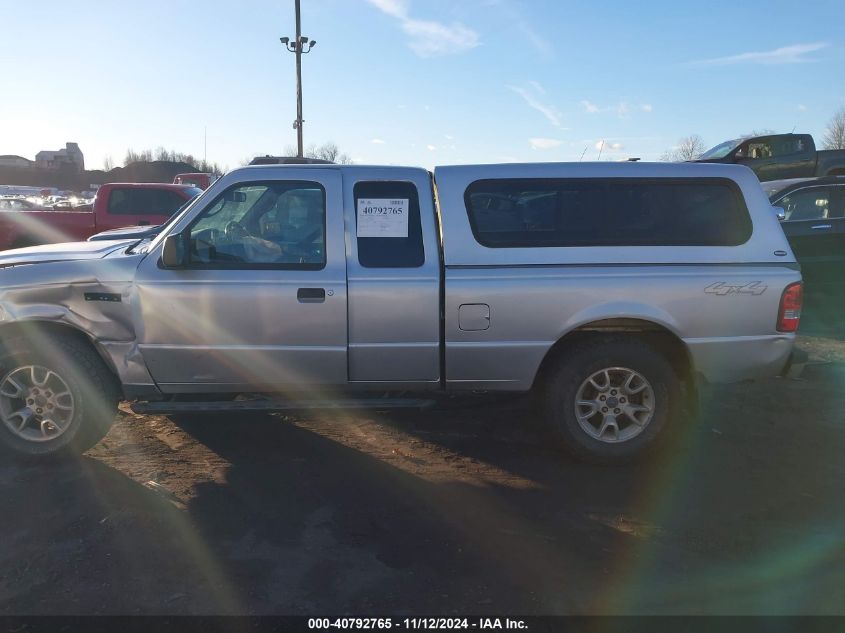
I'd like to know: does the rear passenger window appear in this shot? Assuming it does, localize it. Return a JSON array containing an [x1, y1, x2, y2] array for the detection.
[[354, 181, 425, 268], [464, 178, 752, 247]]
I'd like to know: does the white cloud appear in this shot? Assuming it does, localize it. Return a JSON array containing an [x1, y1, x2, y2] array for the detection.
[[517, 21, 552, 57], [444, 134, 454, 140], [426, 144, 437, 151], [595, 140, 624, 152], [486, 0, 552, 57], [368, 0, 480, 57], [371, 138, 385, 144], [509, 84, 564, 128], [529, 137, 562, 150], [527, 80, 545, 95], [368, 0, 408, 19], [797, 104, 807, 111], [689, 42, 829, 66], [580, 100, 600, 113], [582, 99, 650, 116]]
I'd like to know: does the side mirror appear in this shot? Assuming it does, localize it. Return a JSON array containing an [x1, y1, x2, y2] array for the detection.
[[161, 233, 186, 268], [772, 206, 786, 222]]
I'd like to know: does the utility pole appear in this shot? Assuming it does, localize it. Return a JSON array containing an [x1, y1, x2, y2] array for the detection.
[[281, 0, 316, 158]]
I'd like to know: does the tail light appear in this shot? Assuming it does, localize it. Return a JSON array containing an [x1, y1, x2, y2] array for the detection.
[[777, 282, 803, 332]]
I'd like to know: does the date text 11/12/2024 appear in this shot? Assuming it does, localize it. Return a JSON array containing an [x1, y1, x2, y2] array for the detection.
[[307, 617, 528, 629]]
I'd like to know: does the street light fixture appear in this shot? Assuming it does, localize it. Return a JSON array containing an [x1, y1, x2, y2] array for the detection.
[[280, 0, 317, 158]]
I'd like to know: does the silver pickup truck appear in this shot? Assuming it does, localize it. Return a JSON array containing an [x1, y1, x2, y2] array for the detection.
[[0, 162, 802, 462]]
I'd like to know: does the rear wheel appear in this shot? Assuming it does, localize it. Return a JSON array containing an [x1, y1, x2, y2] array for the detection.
[[0, 335, 119, 457], [542, 337, 681, 463]]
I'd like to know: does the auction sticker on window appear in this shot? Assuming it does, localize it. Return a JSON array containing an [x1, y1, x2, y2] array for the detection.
[[357, 198, 409, 238]]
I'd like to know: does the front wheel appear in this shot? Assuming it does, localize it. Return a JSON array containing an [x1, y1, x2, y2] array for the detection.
[[542, 337, 681, 463], [0, 335, 119, 457]]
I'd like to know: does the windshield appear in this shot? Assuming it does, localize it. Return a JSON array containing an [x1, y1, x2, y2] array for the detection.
[[762, 183, 785, 200], [699, 138, 743, 160], [130, 189, 206, 253]]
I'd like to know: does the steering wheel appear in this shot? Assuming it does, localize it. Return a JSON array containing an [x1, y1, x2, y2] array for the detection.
[[283, 228, 322, 259], [224, 220, 251, 239]]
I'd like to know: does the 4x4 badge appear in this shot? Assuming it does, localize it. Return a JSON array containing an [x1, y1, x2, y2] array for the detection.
[[705, 281, 768, 296]]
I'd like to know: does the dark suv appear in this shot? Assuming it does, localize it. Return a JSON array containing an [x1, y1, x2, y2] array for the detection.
[[765, 176, 845, 330]]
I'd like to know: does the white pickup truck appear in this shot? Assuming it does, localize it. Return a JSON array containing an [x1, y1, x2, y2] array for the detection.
[[0, 162, 802, 462]]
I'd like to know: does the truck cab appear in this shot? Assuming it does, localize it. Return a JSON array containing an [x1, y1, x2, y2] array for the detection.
[[697, 134, 817, 181], [696, 133, 845, 181], [146, 166, 440, 390]]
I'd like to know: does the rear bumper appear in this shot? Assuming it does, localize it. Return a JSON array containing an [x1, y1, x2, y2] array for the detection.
[[778, 347, 808, 378], [685, 334, 795, 384]]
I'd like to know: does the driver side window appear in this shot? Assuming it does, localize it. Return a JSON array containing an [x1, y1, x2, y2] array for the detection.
[[746, 140, 772, 160], [188, 180, 326, 269], [779, 187, 830, 222]]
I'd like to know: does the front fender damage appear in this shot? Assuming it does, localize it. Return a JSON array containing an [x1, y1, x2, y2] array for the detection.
[[0, 261, 159, 399]]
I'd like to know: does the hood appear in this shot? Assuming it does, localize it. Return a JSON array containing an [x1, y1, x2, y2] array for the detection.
[[0, 240, 135, 268], [88, 224, 162, 242], [690, 157, 728, 164]]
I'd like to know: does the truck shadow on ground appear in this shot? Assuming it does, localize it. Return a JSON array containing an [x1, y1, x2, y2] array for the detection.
[[171, 356, 845, 615]]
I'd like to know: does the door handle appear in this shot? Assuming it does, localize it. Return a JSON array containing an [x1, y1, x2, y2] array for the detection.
[[811, 224, 832, 230], [297, 287, 326, 303]]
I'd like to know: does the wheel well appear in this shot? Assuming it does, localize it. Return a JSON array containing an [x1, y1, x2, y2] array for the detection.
[[0, 321, 120, 382], [533, 318, 694, 390]]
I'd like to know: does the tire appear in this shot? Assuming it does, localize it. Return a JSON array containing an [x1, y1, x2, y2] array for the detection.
[[0, 334, 120, 457], [542, 336, 681, 464]]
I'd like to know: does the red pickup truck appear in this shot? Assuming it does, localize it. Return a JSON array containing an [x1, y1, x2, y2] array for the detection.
[[0, 182, 201, 250]]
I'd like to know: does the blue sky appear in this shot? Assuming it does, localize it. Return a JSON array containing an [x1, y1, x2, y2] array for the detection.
[[2, 0, 843, 170]]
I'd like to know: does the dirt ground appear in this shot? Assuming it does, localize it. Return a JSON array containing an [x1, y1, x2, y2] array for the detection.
[[1, 334, 844, 616]]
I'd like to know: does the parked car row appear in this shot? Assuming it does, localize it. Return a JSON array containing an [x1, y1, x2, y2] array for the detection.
[[0, 197, 49, 212]]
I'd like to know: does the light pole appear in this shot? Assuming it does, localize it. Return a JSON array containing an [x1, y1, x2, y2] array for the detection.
[[280, 0, 316, 158]]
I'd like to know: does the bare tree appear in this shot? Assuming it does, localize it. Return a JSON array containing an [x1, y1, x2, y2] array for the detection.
[[124, 148, 153, 166], [102, 155, 114, 171], [661, 134, 707, 161], [120, 147, 226, 175], [822, 108, 845, 150], [307, 142, 354, 164], [280, 142, 353, 164]]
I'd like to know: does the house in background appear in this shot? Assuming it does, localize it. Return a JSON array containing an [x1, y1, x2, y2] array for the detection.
[[35, 142, 84, 171], [0, 155, 34, 168]]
